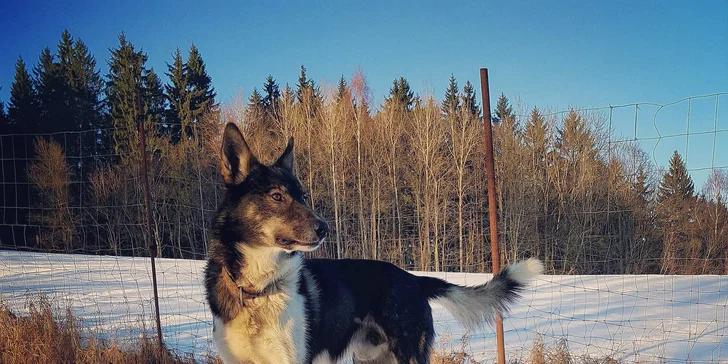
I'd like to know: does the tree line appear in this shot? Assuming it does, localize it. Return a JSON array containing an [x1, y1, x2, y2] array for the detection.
[[1, 31, 726, 275]]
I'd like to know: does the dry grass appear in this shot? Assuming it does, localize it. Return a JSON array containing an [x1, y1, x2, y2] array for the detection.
[[430, 349, 480, 364], [0, 297, 219, 364], [524, 334, 621, 364], [1, 297, 623, 364], [529, 333, 547, 364]]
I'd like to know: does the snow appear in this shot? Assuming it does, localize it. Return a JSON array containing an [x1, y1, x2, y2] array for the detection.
[[1, 250, 726, 363]]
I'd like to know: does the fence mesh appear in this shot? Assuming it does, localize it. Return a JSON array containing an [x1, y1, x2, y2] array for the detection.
[[1, 93, 727, 362]]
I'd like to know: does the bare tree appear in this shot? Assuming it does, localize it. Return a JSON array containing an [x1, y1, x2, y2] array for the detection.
[[28, 137, 78, 251]]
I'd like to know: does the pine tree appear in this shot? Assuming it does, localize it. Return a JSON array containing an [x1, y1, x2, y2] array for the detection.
[[186, 44, 216, 137], [165, 48, 190, 141], [441, 74, 460, 120], [460, 80, 480, 118], [8, 57, 39, 133], [493, 93, 514, 124]]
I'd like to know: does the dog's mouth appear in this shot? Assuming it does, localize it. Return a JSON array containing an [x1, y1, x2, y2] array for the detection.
[[275, 236, 322, 250]]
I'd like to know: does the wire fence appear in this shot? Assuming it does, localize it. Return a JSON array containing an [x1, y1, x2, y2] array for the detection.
[[1, 92, 727, 362]]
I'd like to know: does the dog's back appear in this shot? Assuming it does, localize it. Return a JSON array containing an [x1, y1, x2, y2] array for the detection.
[[300, 258, 542, 363]]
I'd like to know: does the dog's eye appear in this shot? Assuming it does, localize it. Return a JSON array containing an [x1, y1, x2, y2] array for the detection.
[[271, 192, 283, 202]]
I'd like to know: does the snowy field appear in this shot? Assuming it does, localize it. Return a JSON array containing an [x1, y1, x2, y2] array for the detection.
[[1, 250, 726, 363]]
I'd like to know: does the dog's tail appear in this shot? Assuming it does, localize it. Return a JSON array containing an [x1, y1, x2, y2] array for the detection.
[[418, 258, 543, 330]]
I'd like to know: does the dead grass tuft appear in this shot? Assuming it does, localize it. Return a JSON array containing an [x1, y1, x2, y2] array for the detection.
[[527, 335, 622, 364], [0, 297, 215, 364]]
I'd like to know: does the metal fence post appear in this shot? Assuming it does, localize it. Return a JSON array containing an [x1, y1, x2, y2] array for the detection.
[[136, 90, 164, 351], [480, 68, 506, 364]]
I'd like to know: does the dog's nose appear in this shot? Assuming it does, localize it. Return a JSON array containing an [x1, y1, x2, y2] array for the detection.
[[314, 220, 329, 239]]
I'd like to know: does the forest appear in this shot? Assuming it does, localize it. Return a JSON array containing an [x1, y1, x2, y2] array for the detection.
[[1, 30, 726, 275]]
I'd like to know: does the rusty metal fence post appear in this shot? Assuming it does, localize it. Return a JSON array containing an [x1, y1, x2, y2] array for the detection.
[[480, 68, 506, 364], [136, 90, 164, 351]]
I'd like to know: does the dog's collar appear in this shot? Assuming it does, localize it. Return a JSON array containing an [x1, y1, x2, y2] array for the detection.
[[226, 268, 281, 304], [237, 281, 279, 301]]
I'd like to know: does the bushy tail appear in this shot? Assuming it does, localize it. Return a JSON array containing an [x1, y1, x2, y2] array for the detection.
[[418, 258, 543, 330]]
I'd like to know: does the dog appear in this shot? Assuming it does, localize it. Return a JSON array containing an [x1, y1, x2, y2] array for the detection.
[[204, 122, 543, 364]]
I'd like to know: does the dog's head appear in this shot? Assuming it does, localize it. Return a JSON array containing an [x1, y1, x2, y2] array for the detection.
[[215, 122, 328, 253]]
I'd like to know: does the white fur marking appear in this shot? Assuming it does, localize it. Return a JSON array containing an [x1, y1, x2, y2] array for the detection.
[[311, 351, 334, 364], [507, 258, 544, 284], [215, 246, 308, 364]]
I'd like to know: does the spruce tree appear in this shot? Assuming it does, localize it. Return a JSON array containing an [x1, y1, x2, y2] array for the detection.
[[33, 48, 66, 132], [335, 75, 348, 102], [297, 66, 322, 103], [386, 77, 414, 113], [658, 151, 694, 202], [262, 75, 280, 126], [144, 68, 166, 126], [69, 37, 104, 127], [460, 80, 479, 118], [557, 110, 597, 164], [656, 151, 696, 273], [54, 30, 76, 133], [187, 44, 216, 133], [247, 88, 265, 125], [441, 74, 460, 120], [296, 65, 311, 104], [8, 57, 39, 133], [0, 99, 8, 130], [248, 88, 264, 113], [57, 30, 74, 78], [493, 93, 514, 124], [281, 83, 295, 111], [165, 48, 190, 141], [295, 65, 321, 118], [106, 34, 152, 156], [524, 107, 548, 156], [69, 36, 106, 161], [262, 75, 280, 112]]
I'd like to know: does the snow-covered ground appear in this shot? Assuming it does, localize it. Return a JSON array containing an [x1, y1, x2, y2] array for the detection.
[[1, 251, 726, 363]]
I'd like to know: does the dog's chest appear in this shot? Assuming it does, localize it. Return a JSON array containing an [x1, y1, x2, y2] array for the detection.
[[214, 288, 308, 364]]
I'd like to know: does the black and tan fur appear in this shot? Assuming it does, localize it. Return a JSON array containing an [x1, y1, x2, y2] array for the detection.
[[204, 122, 543, 364]]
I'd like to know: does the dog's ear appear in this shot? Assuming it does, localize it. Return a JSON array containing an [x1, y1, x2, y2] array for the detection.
[[274, 137, 294, 173], [220, 123, 258, 185]]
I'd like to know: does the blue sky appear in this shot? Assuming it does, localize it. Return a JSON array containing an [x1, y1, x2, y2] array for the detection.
[[1, 0, 727, 186]]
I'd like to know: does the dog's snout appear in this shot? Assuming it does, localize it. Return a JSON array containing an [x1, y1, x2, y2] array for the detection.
[[314, 220, 329, 239]]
